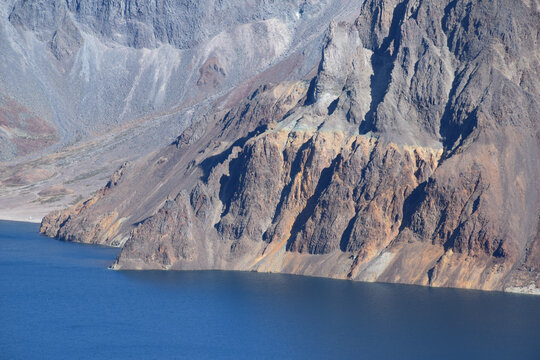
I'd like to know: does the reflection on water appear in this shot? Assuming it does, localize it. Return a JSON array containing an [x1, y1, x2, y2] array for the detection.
[[1, 220, 539, 359]]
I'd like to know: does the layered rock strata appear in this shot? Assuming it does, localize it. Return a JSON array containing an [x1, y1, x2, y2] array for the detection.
[[42, 0, 540, 293]]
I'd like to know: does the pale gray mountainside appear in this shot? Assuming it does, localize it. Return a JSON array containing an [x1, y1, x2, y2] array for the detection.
[[0, 0, 363, 220], [42, 0, 540, 294]]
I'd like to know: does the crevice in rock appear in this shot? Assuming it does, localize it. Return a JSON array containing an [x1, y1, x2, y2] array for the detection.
[[339, 211, 358, 252], [409, 0, 423, 20], [360, 0, 409, 134], [327, 98, 339, 115], [216, 154, 243, 222], [438, 65, 478, 157], [427, 265, 435, 285], [198, 124, 267, 182], [55, 215, 71, 238], [441, 0, 459, 48], [398, 180, 429, 232], [304, 77, 318, 106], [266, 139, 313, 227], [493, 240, 507, 258], [286, 154, 341, 252], [439, 1, 481, 158]]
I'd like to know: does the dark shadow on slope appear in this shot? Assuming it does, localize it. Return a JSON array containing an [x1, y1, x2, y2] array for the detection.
[[327, 98, 339, 115], [441, 0, 459, 41], [265, 140, 313, 231], [427, 266, 435, 285], [439, 0, 479, 157], [286, 155, 341, 252], [216, 154, 244, 222], [304, 77, 319, 106], [439, 100, 479, 159], [399, 180, 429, 232], [198, 124, 267, 182], [339, 212, 358, 252], [360, 0, 408, 134]]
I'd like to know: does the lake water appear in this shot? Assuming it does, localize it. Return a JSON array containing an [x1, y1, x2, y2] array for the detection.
[[1, 220, 539, 359]]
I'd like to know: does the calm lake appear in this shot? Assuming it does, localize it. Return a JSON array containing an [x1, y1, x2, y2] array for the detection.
[[0, 220, 539, 359]]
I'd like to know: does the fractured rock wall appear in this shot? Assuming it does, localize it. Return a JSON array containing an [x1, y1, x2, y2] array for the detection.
[[41, 0, 540, 292]]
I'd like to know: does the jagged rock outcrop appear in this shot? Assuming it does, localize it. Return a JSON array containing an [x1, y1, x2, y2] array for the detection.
[[41, 0, 540, 293], [40, 163, 129, 245], [1, 0, 362, 219]]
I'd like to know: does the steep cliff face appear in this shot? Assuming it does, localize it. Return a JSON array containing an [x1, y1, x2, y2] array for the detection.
[[1, 0, 362, 220], [2, 0, 355, 151], [41, 0, 540, 293]]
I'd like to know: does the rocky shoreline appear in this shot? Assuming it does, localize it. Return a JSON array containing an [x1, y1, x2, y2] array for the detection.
[[39, 0, 540, 294]]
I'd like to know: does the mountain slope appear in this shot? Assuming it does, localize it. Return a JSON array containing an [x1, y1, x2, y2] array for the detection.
[[41, 0, 540, 293], [0, 0, 362, 220]]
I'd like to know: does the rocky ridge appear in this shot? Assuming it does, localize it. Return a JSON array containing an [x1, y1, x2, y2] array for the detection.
[[1, 0, 362, 219], [41, 0, 540, 293], [2, 0, 357, 154]]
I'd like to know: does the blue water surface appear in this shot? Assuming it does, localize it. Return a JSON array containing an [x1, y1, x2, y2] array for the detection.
[[1, 220, 539, 359]]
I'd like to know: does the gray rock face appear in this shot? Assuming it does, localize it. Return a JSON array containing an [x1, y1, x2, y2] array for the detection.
[[40, 0, 540, 293], [0, 0, 362, 219], [10, 0, 305, 49], [1, 0, 359, 158]]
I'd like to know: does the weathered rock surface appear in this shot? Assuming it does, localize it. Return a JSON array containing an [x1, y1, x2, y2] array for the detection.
[[2, 0, 357, 156], [0, 0, 362, 219], [41, 0, 540, 293]]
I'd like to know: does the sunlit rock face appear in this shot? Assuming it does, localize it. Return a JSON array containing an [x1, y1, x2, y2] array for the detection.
[[0, 0, 361, 218], [40, 0, 540, 293]]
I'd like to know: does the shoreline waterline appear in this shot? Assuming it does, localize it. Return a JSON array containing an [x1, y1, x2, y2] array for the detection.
[[3, 219, 538, 296], [0, 214, 42, 224], [1, 220, 539, 359]]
